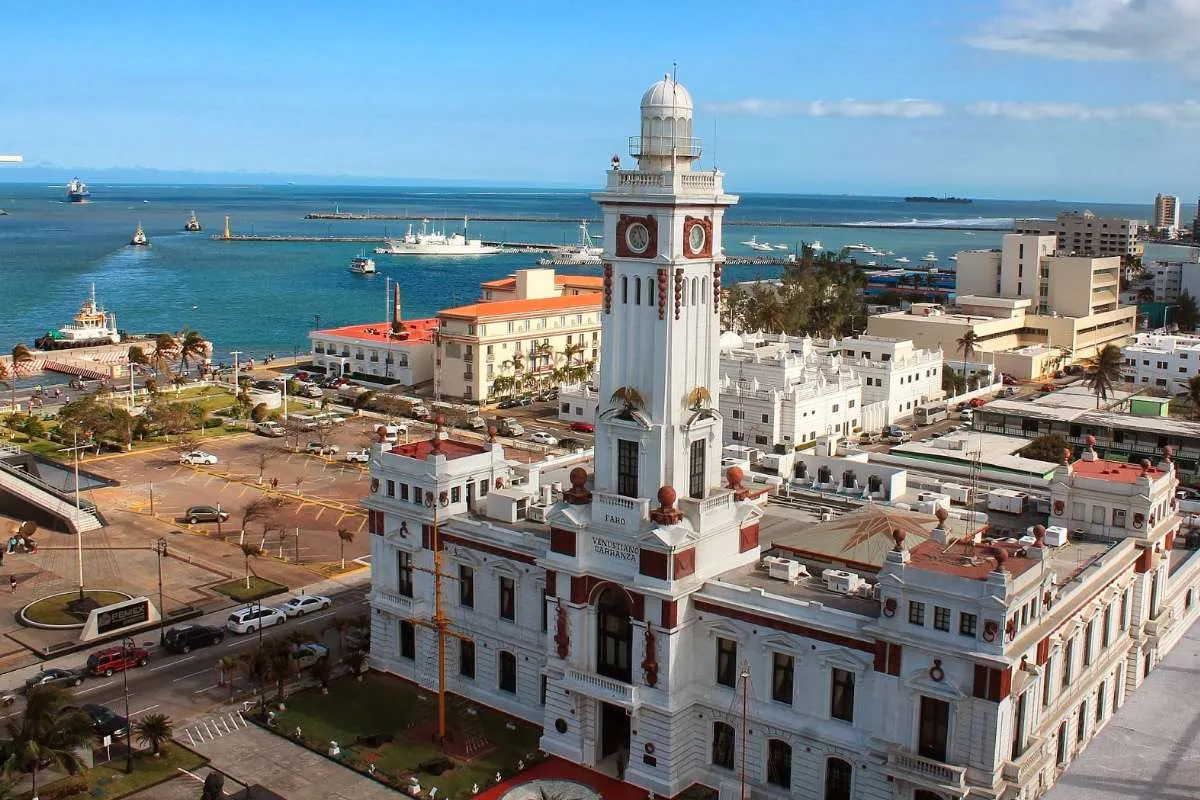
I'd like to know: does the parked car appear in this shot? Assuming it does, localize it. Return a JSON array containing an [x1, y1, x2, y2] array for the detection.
[[226, 606, 287, 634], [969, 397, 987, 408], [568, 421, 595, 433], [85, 645, 149, 677], [858, 432, 880, 445], [496, 399, 522, 410], [305, 441, 340, 455], [255, 421, 286, 437], [67, 704, 129, 738], [300, 384, 324, 399], [279, 594, 332, 618], [496, 418, 524, 437], [163, 624, 226, 654], [24, 667, 86, 692], [290, 642, 330, 670], [179, 450, 218, 466], [530, 431, 558, 446], [959, 408, 974, 422], [252, 380, 281, 391], [185, 505, 229, 524], [1001, 374, 1018, 386], [344, 449, 371, 463]]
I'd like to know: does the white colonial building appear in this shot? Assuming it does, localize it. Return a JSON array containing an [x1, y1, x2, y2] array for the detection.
[[363, 78, 1200, 800], [1120, 331, 1200, 392], [839, 335, 944, 425]]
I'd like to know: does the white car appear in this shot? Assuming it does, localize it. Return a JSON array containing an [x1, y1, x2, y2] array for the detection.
[[225, 606, 287, 634], [279, 594, 332, 618], [530, 431, 558, 446], [305, 442, 340, 455], [344, 449, 370, 463], [180, 451, 218, 465]]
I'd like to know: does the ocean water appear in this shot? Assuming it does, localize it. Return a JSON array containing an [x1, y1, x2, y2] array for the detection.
[[0, 183, 1183, 360]]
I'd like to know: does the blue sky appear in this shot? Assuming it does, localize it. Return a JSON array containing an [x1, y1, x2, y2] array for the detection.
[[2, 0, 1199, 200]]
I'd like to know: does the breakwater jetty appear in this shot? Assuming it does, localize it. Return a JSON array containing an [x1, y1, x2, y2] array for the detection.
[[210, 233, 558, 252]]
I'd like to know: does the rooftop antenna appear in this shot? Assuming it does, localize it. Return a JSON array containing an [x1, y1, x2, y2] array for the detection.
[[671, 62, 678, 172]]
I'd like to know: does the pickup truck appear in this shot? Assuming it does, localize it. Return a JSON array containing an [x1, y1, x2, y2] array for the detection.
[[255, 421, 286, 438], [497, 419, 524, 437], [305, 442, 340, 455], [344, 449, 370, 463]]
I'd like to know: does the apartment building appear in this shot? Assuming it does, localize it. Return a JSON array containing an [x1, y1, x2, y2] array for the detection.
[[435, 268, 602, 403], [309, 319, 439, 386], [1121, 332, 1200, 392], [1014, 211, 1143, 260], [1153, 193, 1181, 238], [839, 335, 944, 424], [1141, 259, 1200, 303]]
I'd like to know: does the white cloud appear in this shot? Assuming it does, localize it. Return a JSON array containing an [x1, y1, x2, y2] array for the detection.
[[966, 100, 1200, 123], [967, 0, 1200, 66], [704, 98, 946, 118]]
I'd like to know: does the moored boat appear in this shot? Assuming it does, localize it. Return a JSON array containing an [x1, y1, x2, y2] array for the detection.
[[34, 285, 123, 350], [349, 252, 377, 274], [539, 221, 604, 266]]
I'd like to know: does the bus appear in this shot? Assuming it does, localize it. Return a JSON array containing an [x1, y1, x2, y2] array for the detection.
[[913, 401, 949, 426]]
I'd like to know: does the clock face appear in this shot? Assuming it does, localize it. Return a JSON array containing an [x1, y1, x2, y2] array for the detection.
[[626, 222, 650, 254], [688, 222, 706, 254]]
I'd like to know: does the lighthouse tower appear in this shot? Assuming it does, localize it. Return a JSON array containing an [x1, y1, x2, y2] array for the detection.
[[541, 76, 762, 798]]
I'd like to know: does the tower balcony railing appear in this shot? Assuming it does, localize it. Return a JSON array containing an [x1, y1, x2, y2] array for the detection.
[[605, 169, 723, 196], [628, 135, 703, 159]]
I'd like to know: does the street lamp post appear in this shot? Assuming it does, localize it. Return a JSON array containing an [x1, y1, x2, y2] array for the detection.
[[155, 538, 167, 645], [230, 351, 243, 393], [122, 637, 134, 774], [256, 600, 265, 712]]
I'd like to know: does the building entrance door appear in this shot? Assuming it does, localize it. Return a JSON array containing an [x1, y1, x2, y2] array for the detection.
[[599, 701, 630, 761]]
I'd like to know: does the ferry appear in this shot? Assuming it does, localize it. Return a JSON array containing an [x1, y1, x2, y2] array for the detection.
[[185, 211, 202, 232], [739, 236, 773, 252], [538, 221, 604, 266], [130, 223, 149, 246], [66, 178, 90, 203], [373, 216, 500, 256], [349, 252, 377, 274], [34, 285, 122, 350]]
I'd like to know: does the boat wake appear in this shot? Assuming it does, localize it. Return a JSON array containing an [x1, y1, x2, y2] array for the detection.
[[843, 217, 1013, 229]]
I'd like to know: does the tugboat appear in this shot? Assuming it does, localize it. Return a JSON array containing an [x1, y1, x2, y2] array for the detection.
[[130, 223, 149, 246], [34, 285, 123, 350], [184, 211, 202, 232], [66, 178, 90, 203]]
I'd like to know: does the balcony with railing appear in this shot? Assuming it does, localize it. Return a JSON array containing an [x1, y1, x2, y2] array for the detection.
[[1002, 736, 1048, 785], [592, 492, 649, 524], [604, 167, 724, 197], [563, 667, 639, 708], [629, 135, 702, 159], [370, 588, 425, 617], [884, 748, 967, 791]]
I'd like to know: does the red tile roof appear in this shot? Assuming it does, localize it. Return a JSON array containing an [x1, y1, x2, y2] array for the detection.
[[313, 318, 439, 345], [439, 293, 601, 320], [480, 274, 603, 290], [907, 538, 1041, 580], [1071, 457, 1164, 484], [389, 437, 488, 460]]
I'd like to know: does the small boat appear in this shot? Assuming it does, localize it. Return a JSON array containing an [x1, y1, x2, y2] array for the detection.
[[922, 251, 937, 263], [538, 221, 604, 266], [66, 177, 90, 203], [894, 256, 911, 265], [184, 211, 202, 232], [845, 242, 869, 252], [949, 255, 958, 262], [773, 243, 789, 251], [129, 223, 149, 246], [810, 240, 823, 251], [349, 252, 377, 274]]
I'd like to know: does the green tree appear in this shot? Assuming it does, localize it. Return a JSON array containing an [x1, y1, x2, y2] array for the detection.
[[1019, 434, 1070, 462], [176, 329, 207, 377], [955, 330, 980, 393], [127, 344, 149, 368], [251, 402, 270, 423], [133, 713, 173, 756], [1177, 290, 1199, 332], [4, 685, 92, 798], [240, 543, 262, 590], [337, 528, 355, 571], [941, 366, 966, 396], [1187, 375, 1200, 419], [151, 332, 178, 378], [1083, 344, 1125, 409]]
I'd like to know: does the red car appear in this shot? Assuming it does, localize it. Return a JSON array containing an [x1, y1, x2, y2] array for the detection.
[[969, 397, 987, 408], [1041, 383, 1056, 392], [568, 421, 595, 433]]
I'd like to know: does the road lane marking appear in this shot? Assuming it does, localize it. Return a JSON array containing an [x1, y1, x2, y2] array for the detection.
[[76, 680, 117, 695], [130, 704, 160, 717], [151, 655, 195, 672], [172, 667, 217, 683]]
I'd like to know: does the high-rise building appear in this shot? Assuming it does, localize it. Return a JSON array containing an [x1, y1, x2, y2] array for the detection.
[[1014, 210, 1143, 259], [1153, 193, 1181, 238]]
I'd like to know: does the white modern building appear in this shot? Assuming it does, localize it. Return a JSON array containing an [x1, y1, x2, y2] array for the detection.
[[1153, 193, 1181, 238], [363, 77, 1200, 800], [1121, 331, 1200, 391], [839, 335, 944, 425], [1142, 259, 1200, 303]]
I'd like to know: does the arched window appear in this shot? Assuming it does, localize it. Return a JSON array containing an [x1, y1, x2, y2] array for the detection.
[[701, 277, 708, 304], [647, 278, 655, 307], [595, 586, 632, 683], [711, 722, 735, 769], [691, 277, 698, 305], [824, 757, 852, 800], [634, 276, 641, 305], [766, 740, 792, 788], [621, 275, 628, 304], [498, 651, 517, 694]]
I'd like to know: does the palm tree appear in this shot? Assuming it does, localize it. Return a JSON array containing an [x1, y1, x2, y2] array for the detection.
[[264, 639, 296, 703], [562, 340, 586, 367], [177, 329, 207, 378], [491, 375, 515, 400], [127, 344, 149, 369], [5, 685, 92, 798], [1083, 344, 1125, 409], [151, 333, 178, 378], [3, 344, 34, 413], [955, 330, 979, 392], [1188, 375, 1200, 419], [337, 528, 355, 571], [240, 543, 262, 590], [133, 713, 173, 757], [1178, 290, 1199, 332]]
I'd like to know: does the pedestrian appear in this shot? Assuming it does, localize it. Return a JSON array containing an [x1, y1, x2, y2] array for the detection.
[[271, 477, 279, 490], [9, 577, 16, 593]]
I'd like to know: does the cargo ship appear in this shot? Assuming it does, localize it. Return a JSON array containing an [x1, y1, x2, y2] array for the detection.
[[904, 196, 972, 204], [66, 178, 90, 203]]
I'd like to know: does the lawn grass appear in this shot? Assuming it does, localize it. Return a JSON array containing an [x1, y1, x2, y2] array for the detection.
[[23, 591, 131, 626], [31, 742, 207, 800], [211, 576, 288, 603], [274, 674, 542, 799]]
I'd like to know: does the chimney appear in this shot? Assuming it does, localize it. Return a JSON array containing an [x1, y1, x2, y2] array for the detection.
[[393, 283, 402, 324]]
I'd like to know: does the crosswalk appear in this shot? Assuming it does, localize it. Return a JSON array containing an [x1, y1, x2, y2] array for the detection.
[[180, 709, 249, 746]]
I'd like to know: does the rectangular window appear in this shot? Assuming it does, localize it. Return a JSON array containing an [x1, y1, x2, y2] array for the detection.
[[397, 552, 413, 597], [1042, 658, 1054, 706], [1083, 620, 1094, 666], [960, 613, 977, 637], [411, 484, 422, 505], [459, 565, 475, 608], [1121, 589, 1130, 630], [499, 576, 516, 621], [1062, 639, 1074, 687], [1077, 702, 1087, 742], [617, 439, 639, 498], [385, 479, 395, 498], [934, 606, 950, 632], [451, 485, 461, 503], [399, 621, 415, 660], [689, 439, 706, 500], [771, 653, 794, 705], [761, 414, 769, 424], [1011, 691, 1028, 760], [909, 601, 926, 626], [1096, 682, 1106, 722], [459, 639, 475, 679], [541, 674, 548, 706], [1092, 506, 1106, 525], [498, 652, 516, 694], [400, 483, 409, 501], [1102, 606, 1112, 648], [716, 638, 737, 688], [831, 668, 855, 722]]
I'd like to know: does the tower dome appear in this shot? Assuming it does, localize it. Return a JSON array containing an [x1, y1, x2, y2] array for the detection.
[[634, 73, 699, 172], [641, 75, 694, 116]]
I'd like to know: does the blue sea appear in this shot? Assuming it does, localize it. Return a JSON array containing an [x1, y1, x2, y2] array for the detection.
[[0, 183, 1187, 362]]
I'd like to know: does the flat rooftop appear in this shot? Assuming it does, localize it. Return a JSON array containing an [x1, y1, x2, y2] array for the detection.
[[311, 318, 439, 345], [388, 437, 490, 461], [1046, 615, 1200, 800], [1071, 457, 1166, 484], [906, 534, 1115, 583], [890, 429, 1059, 478]]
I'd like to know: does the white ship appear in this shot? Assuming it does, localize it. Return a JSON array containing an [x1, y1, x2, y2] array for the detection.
[[740, 236, 773, 252], [810, 240, 823, 251], [35, 285, 121, 350], [922, 251, 938, 263], [539, 221, 604, 266], [129, 223, 149, 246], [349, 252, 377, 274], [374, 216, 500, 256], [895, 256, 911, 265]]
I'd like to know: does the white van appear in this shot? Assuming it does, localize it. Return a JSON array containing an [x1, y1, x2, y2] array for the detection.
[[379, 423, 408, 444]]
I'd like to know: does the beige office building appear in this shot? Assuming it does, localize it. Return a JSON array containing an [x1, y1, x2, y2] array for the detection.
[[1014, 210, 1143, 259], [1154, 193, 1181, 238]]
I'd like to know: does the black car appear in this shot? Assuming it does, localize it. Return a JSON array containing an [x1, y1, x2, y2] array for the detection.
[[68, 704, 128, 738], [496, 399, 521, 409], [24, 667, 86, 692], [164, 624, 226, 654]]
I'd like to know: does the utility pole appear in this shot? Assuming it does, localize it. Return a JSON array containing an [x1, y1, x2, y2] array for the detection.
[[230, 351, 243, 392], [156, 538, 168, 645]]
